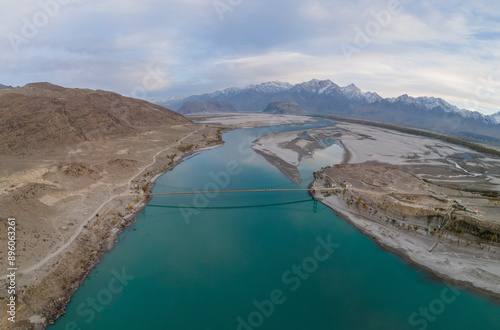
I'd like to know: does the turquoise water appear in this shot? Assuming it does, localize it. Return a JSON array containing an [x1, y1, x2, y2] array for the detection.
[[51, 119, 500, 330]]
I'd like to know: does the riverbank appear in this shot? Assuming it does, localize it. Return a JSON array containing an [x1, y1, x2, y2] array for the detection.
[[0, 123, 225, 328], [319, 193, 500, 302], [314, 164, 500, 302], [0, 113, 317, 328], [251, 120, 500, 301], [188, 113, 317, 128]]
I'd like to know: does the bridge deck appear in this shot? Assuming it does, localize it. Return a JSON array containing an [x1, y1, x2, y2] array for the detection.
[[140, 188, 339, 196]]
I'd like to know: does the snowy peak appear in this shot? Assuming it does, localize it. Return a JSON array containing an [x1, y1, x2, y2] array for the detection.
[[486, 111, 500, 124], [245, 81, 293, 93], [340, 83, 382, 104], [388, 94, 471, 115], [388, 95, 500, 124], [210, 81, 293, 97], [340, 83, 361, 95], [291, 79, 341, 94]]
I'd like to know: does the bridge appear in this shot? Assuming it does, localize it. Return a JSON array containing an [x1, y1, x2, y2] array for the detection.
[[139, 187, 338, 196], [139, 187, 339, 213]]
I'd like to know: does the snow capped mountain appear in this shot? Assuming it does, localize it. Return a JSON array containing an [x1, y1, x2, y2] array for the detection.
[[494, 112, 500, 124], [340, 83, 361, 97], [155, 79, 500, 143], [151, 95, 183, 103], [340, 83, 382, 104], [208, 81, 293, 98], [246, 81, 293, 93], [486, 111, 500, 124], [150, 95, 185, 109], [290, 79, 341, 94], [160, 79, 383, 110], [388, 95, 474, 116]]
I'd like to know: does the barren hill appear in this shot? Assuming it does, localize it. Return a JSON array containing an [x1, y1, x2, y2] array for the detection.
[[0, 83, 190, 155]]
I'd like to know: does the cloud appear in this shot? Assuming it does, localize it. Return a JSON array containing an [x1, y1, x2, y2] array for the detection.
[[1, 0, 498, 114]]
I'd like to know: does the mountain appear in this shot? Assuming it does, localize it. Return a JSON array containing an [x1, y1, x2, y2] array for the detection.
[[158, 79, 500, 142], [263, 102, 306, 115], [178, 100, 237, 114], [151, 95, 184, 109], [158, 79, 381, 113], [0, 83, 190, 155], [157, 81, 293, 111], [352, 97, 500, 141], [0, 83, 15, 90], [341, 83, 383, 105], [486, 111, 500, 125]]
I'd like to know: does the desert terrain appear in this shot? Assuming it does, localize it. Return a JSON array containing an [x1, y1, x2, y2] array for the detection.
[[0, 84, 225, 328]]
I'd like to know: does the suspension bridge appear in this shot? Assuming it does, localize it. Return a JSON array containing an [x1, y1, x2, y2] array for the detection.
[[130, 187, 340, 213], [140, 187, 338, 196]]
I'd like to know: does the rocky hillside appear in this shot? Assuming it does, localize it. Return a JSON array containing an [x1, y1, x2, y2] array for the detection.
[[0, 83, 191, 155]]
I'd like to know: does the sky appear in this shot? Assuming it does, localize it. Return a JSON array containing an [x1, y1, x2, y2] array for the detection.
[[1, 0, 500, 115]]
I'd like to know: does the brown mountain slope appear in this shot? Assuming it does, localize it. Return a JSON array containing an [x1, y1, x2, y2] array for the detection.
[[0, 83, 190, 155]]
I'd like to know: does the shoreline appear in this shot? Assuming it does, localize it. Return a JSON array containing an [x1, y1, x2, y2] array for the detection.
[[45, 138, 226, 327], [43, 114, 315, 328], [311, 133, 500, 303], [245, 120, 500, 304], [317, 194, 500, 304], [338, 140, 352, 164]]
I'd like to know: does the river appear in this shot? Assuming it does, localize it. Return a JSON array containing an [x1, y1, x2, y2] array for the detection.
[[51, 119, 500, 330]]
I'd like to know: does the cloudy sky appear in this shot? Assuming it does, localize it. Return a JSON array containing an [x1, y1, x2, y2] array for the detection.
[[2, 0, 500, 114]]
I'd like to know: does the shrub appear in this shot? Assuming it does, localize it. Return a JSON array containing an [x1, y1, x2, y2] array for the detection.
[[177, 144, 194, 152]]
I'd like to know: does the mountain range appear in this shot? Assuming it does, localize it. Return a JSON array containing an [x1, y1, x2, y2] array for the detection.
[[0, 83, 15, 90], [178, 100, 236, 114], [156, 79, 500, 142]]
